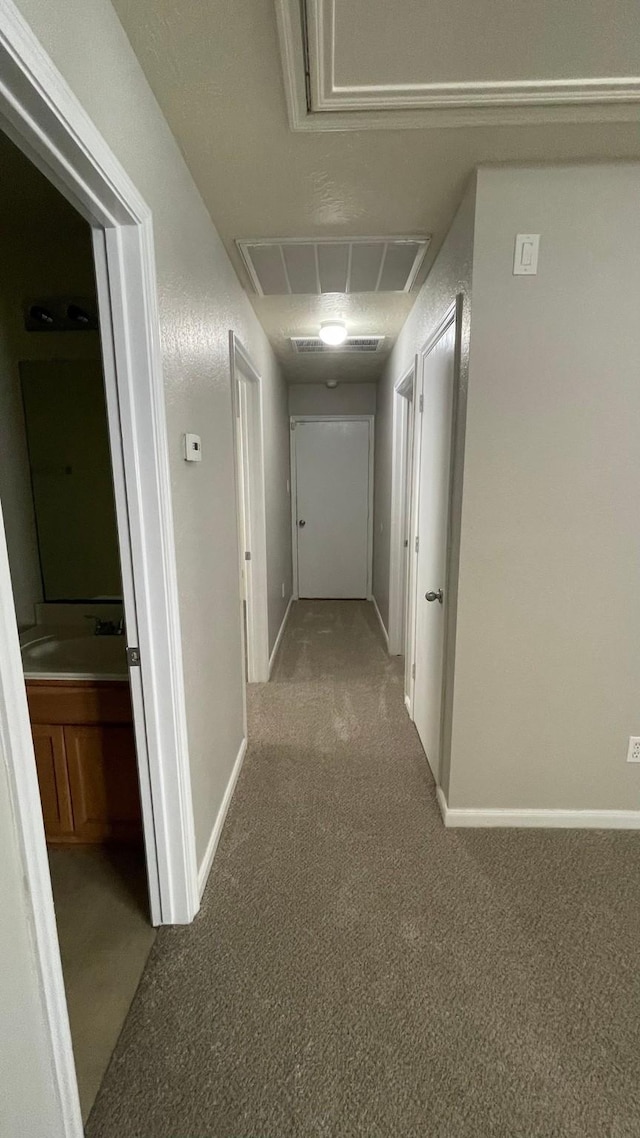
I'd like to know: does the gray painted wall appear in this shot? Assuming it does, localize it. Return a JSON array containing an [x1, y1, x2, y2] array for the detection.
[[377, 163, 640, 813], [448, 163, 640, 811], [289, 382, 377, 417]]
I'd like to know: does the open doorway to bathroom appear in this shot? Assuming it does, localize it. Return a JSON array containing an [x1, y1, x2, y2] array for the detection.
[[0, 130, 154, 1121]]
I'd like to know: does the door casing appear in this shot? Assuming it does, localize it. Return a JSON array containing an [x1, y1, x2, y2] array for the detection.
[[405, 301, 460, 748], [229, 332, 269, 686], [388, 358, 418, 657]]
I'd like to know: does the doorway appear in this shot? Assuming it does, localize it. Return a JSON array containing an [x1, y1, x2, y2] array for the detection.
[[0, 130, 156, 1123], [230, 332, 269, 685], [408, 304, 458, 781], [291, 416, 374, 599]]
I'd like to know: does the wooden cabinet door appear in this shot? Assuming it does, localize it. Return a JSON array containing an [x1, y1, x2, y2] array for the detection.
[[64, 725, 142, 842], [32, 724, 74, 838]]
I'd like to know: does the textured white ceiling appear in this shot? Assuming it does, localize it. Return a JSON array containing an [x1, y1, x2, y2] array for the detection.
[[109, 0, 640, 383]]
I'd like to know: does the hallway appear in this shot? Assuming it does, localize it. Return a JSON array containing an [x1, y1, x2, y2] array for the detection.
[[87, 602, 640, 1137]]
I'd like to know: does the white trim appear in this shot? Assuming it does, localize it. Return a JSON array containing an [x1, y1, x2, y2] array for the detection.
[[290, 415, 374, 599], [404, 693, 412, 718], [229, 333, 270, 684], [197, 737, 248, 896], [371, 596, 389, 650], [275, 0, 640, 131], [436, 787, 640, 829], [269, 595, 294, 676], [0, 522, 83, 1135], [388, 359, 417, 656], [406, 304, 458, 717]]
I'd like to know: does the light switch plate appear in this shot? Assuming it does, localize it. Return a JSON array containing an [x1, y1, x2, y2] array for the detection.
[[513, 233, 540, 276], [184, 433, 202, 462]]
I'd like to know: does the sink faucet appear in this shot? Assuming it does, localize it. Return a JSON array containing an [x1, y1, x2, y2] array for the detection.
[[86, 616, 125, 636]]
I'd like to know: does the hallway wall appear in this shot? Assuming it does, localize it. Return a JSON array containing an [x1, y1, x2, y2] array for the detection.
[[373, 180, 476, 633], [10, 0, 291, 866], [288, 382, 376, 416], [376, 162, 640, 816], [448, 162, 640, 812]]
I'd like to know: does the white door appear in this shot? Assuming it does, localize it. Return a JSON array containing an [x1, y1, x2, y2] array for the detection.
[[412, 317, 456, 780], [294, 419, 371, 598]]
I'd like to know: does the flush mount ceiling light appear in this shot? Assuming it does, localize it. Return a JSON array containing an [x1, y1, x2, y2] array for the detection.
[[319, 320, 347, 346]]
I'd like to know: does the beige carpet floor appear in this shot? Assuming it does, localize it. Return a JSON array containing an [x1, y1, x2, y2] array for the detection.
[[87, 600, 640, 1137], [49, 845, 154, 1121]]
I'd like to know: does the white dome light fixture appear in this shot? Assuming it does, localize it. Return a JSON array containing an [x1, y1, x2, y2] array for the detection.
[[319, 320, 347, 346]]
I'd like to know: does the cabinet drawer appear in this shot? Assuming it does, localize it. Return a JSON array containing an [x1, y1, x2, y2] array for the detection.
[[27, 680, 133, 726]]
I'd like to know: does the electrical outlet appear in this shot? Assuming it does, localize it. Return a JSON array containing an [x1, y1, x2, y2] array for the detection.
[[627, 737, 640, 763]]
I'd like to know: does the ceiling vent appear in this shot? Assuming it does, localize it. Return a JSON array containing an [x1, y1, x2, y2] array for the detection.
[[237, 237, 430, 296], [291, 336, 385, 354]]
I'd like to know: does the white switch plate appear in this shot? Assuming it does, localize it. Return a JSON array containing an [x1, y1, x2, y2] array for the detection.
[[184, 433, 202, 462], [627, 737, 640, 763], [513, 233, 540, 276]]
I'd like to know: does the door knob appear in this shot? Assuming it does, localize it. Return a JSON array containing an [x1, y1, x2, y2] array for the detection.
[[298, 519, 306, 527], [425, 589, 443, 604]]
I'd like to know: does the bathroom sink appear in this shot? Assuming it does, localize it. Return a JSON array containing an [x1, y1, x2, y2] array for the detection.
[[20, 627, 128, 679]]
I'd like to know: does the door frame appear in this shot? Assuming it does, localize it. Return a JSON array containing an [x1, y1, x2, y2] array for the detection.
[[229, 332, 269, 685], [388, 358, 417, 656], [0, 6, 199, 1133], [290, 415, 375, 600], [405, 302, 458, 720]]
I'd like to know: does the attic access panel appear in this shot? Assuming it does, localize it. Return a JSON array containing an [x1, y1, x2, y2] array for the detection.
[[236, 236, 430, 296]]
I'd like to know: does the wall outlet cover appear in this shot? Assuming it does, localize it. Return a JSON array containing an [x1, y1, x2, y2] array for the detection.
[[627, 737, 640, 763], [624, 737, 637, 764]]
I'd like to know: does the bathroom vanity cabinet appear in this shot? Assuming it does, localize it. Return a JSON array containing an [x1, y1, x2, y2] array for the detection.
[[27, 680, 142, 844]]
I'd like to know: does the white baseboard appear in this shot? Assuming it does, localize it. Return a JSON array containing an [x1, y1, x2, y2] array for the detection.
[[371, 595, 389, 650], [269, 595, 293, 677], [404, 693, 412, 717], [198, 737, 247, 896], [436, 786, 640, 829]]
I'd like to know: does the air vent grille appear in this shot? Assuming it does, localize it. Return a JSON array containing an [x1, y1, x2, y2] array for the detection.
[[237, 236, 430, 296], [291, 336, 385, 354]]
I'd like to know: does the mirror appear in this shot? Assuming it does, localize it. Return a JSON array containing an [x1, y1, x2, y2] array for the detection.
[[20, 359, 122, 601]]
